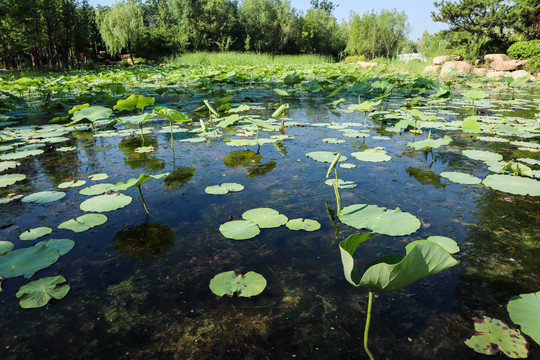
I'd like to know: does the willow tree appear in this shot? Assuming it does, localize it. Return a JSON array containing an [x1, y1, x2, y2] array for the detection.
[[96, 0, 143, 64]]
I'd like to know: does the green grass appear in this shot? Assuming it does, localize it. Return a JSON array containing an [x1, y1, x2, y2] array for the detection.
[[375, 58, 429, 75], [166, 51, 334, 66]]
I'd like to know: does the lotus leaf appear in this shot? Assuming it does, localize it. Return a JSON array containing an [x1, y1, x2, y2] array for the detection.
[[272, 103, 289, 118], [339, 233, 459, 291], [306, 151, 347, 163], [351, 149, 391, 162], [0, 161, 20, 172], [34, 239, 75, 255], [518, 158, 540, 166], [88, 173, 109, 182], [209, 271, 266, 297], [71, 106, 112, 123], [0, 149, 43, 160], [462, 150, 503, 162], [0, 241, 14, 255], [80, 193, 132, 212], [407, 136, 452, 150], [483, 174, 540, 196], [79, 183, 114, 195], [0, 174, 26, 188], [273, 89, 289, 97], [205, 183, 244, 195], [58, 214, 107, 232], [339, 204, 421, 236], [0, 193, 23, 204], [286, 218, 321, 231], [440, 172, 482, 185], [16, 275, 70, 309], [228, 105, 251, 113], [508, 291, 540, 344], [0, 246, 59, 278], [462, 116, 482, 133], [22, 191, 66, 204], [219, 220, 260, 240], [114, 94, 155, 112], [218, 114, 240, 128], [242, 208, 288, 228], [463, 90, 488, 100], [154, 107, 191, 123], [406, 236, 460, 254], [112, 173, 169, 191], [322, 138, 346, 144], [465, 316, 529, 358], [19, 227, 53, 241], [339, 163, 356, 169], [57, 146, 76, 152], [58, 180, 86, 189], [324, 179, 356, 189]]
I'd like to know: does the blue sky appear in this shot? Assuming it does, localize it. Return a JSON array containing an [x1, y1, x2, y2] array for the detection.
[[87, 0, 448, 41]]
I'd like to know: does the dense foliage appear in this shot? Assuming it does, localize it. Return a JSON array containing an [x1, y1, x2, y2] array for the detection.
[[507, 40, 540, 59]]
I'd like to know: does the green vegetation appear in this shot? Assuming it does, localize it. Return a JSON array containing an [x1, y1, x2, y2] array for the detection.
[[167, 51, 333, 66]]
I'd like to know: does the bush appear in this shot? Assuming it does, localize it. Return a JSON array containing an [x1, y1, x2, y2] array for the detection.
[[119, 59, 131, 67], [342, 55, 367, 63], [526, 56, 540, 73], [507, 40, 540, 59]]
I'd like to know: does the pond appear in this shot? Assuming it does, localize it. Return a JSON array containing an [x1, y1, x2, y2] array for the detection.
[[0, 65, 539, 359]]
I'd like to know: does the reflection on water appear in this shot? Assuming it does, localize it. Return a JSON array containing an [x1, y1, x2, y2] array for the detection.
[[113, 222, 175, 258], [119, 135, 165, 171]]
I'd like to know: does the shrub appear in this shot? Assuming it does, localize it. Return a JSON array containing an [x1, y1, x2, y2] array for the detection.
[[507, 40, 540, 59], [118, 59, 131, 67], [526, 55, 540, 73], [342, 55, 367, 63]]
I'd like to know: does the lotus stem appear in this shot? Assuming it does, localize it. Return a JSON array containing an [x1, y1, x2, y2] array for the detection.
[[364, 290, 375, 360], [334, 168, 341, 216], [169, 121, 175, 156], [138, 185, 150, 215]]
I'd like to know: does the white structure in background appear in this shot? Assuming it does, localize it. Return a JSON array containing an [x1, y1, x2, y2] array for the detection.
[[398, 53, 427, 62]]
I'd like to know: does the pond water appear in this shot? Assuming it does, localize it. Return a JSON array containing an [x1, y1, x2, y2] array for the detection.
[[0, 66, 539, 359]]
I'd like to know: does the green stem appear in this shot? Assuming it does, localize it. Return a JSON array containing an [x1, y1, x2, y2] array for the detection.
[[364, 291, 375, 360], [169, 121, 175, 156], [138, 185, 149, 215], [334, 168, 340, 216]]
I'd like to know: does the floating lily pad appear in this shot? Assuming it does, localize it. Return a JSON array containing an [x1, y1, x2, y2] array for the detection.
[[0, 241, 14, 255], [286, 218, 321, 231], [339, 204, 421, 236], [79, 183, 115, 195], [483, 174, 540, 196], [80, 193, 132, 212], [34, 239, 75, 256], [242, 208, 288, 228], [19, 227, 53, 241], [88, 173, 109, 181], [351, 149, 391, 162], [205, 183, 244, 195], [306, 151, 347, 163], [56, 146, 76, 152], [324, 179, 357, 188], [0, 193, 23, 204], [407, 135, 452, 150], [465, 316, 529, 358], [22, 191, 66, 204], [462, 150, 503, 163], [0, 161, 20, 172], [508, 291, 540, 345], [322, 138, 346, 144], [16, 275, 70, 309], [58, 180, 86, 189], [0, 174, 26, 188], [440, 172, 482, 185], [0, 246, 59, 279], [209, 271, 266, 297], [58, 214, 107, 233], [517, 158, 540, 166], [219, 220, 260, 240], [0, 149, 44, 160], [339, 163, 356, 169]]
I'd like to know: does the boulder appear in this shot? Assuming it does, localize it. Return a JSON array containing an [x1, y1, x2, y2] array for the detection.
[[357, 61, 377, 67], [473, 68, 489, 76], [484, 54, 509, 63], [473, 59, 485, 66], [433, 55, 463, 65], [424, 65, 441, 74], [509, 70, 536, 82], [490, 60, 528, 71], [440, 61, 472, 76], [486, 71, 511, 80]]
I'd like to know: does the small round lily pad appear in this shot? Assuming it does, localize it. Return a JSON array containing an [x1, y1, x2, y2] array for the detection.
[[440, 171, 482, 185], [58, 180, 86, 189], [483, 174, 540, 196], [0, 174, 26, 188], [286, 218, 321, 231], [0, 246, 60, 279], [219, 220, 260, 240], [88, 173, 109, 181], [462, 150, 503, 163], [0, 241, 14, 255], [306, 151, 347, 163], [34, 239, 75, 256], [0, 161, 20, 172], [58, 214, 107, 232], [16, 275, 70, 309], [351, 149, 391, 162], [205, 183, 244, 195], [19, 227, 53, 241], [80, 193, 132, 212], [22, 191, 66, 204], [242, 208, 288, 228], [79, 183, 115, 195], [209, 270, 267, 297]]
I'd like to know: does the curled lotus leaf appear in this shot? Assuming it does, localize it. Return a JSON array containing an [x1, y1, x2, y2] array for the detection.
[[286, 218, 321, 231], [306, 151, 347, 163], [34, 239, 75, 256], [19, 227, 53, 241], [58, 214, 107, 233], [16, 275, 70, 309], [22, 191, 66, 204], [0, 246, 60, 279], [351, 149, 391, 162], [0, 241, 14, 255], [0, 174, 26, 188], [339, 204, 421, 236], [219, 220, 260, 240], [80, 193, 132, 212], [483, 174, 540, 196], [508, 291, 540, 345], [465, 316, 529, 358], [440, 171, 482, 185], [205, 183, 244, 195], [209, 271, 267, 297], [242, 208, 288, 228]]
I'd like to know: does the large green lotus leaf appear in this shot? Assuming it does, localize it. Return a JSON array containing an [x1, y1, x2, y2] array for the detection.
[[405, 236, 460, 255], [205, 183, 244, 195], [465, 316, 529, 358], [0, 246, 59, 279], [35, 239, 75, 256], [348, 99, 381, 112], [219, 220, 260, 240], [483, 174, 540, 196], [58, 180, 86, 189], [440, 171, 482, 185], [217, 114, 240, 128], [351, 149, 392, 162], [209, 271, 267, 297], [508, 291, 540, 344], [16, 275, 70, 309], [0, 149, 43, 160], [119, 113, 152, 125], [0, 161, 20, 172], [0, 241, 14, 255], [71, 106, 112, 123], [339, 204, 421, 236], [286, 218, 321, 231], [58, 214, 107, 232], [19, 227, 53, 241], [462, 150, 503, 162], [306, 151, 347, 163], [112, 173, 169, 191], [79, 183, 115, 195], [242, 208, 288, 228], [88, 173, 109, 181], [114, 94, 155, 112], [156, 107, 191, 123], [22, 191, 66, 204], [339, 233, 458, 291], [80, 193, 132, 212], [462, 116, 482, 133], [324, 179, 357, 189], [0, 173, 26, 188], [463, 90, 488, 100], [407, 135, 452, 150]]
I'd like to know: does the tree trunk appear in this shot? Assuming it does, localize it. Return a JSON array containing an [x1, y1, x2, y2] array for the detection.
[[127, 40, 135, 65]]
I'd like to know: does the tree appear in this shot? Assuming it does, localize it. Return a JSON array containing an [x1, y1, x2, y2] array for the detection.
[[301, 8, 346, 56], [310, 0, 337, 15], [511, 0, 540, 39], [96, 0, 143, 64]]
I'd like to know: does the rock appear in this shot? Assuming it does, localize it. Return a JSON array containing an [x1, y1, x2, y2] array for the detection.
[[440, 61, 472, 76], [424, 65, 441, 74], [473, 59, 484, 66], [486, 71, 511, 80], [484, 54, 509, 63], [490, 60, 528, 71], [473, 68, 489, 76], [509, 70, 536, 82], [433, 55, 463, 65], [357, 61, 377, 67]]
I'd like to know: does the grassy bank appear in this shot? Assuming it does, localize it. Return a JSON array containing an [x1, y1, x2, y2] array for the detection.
[[166, 52, 334, 66]]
